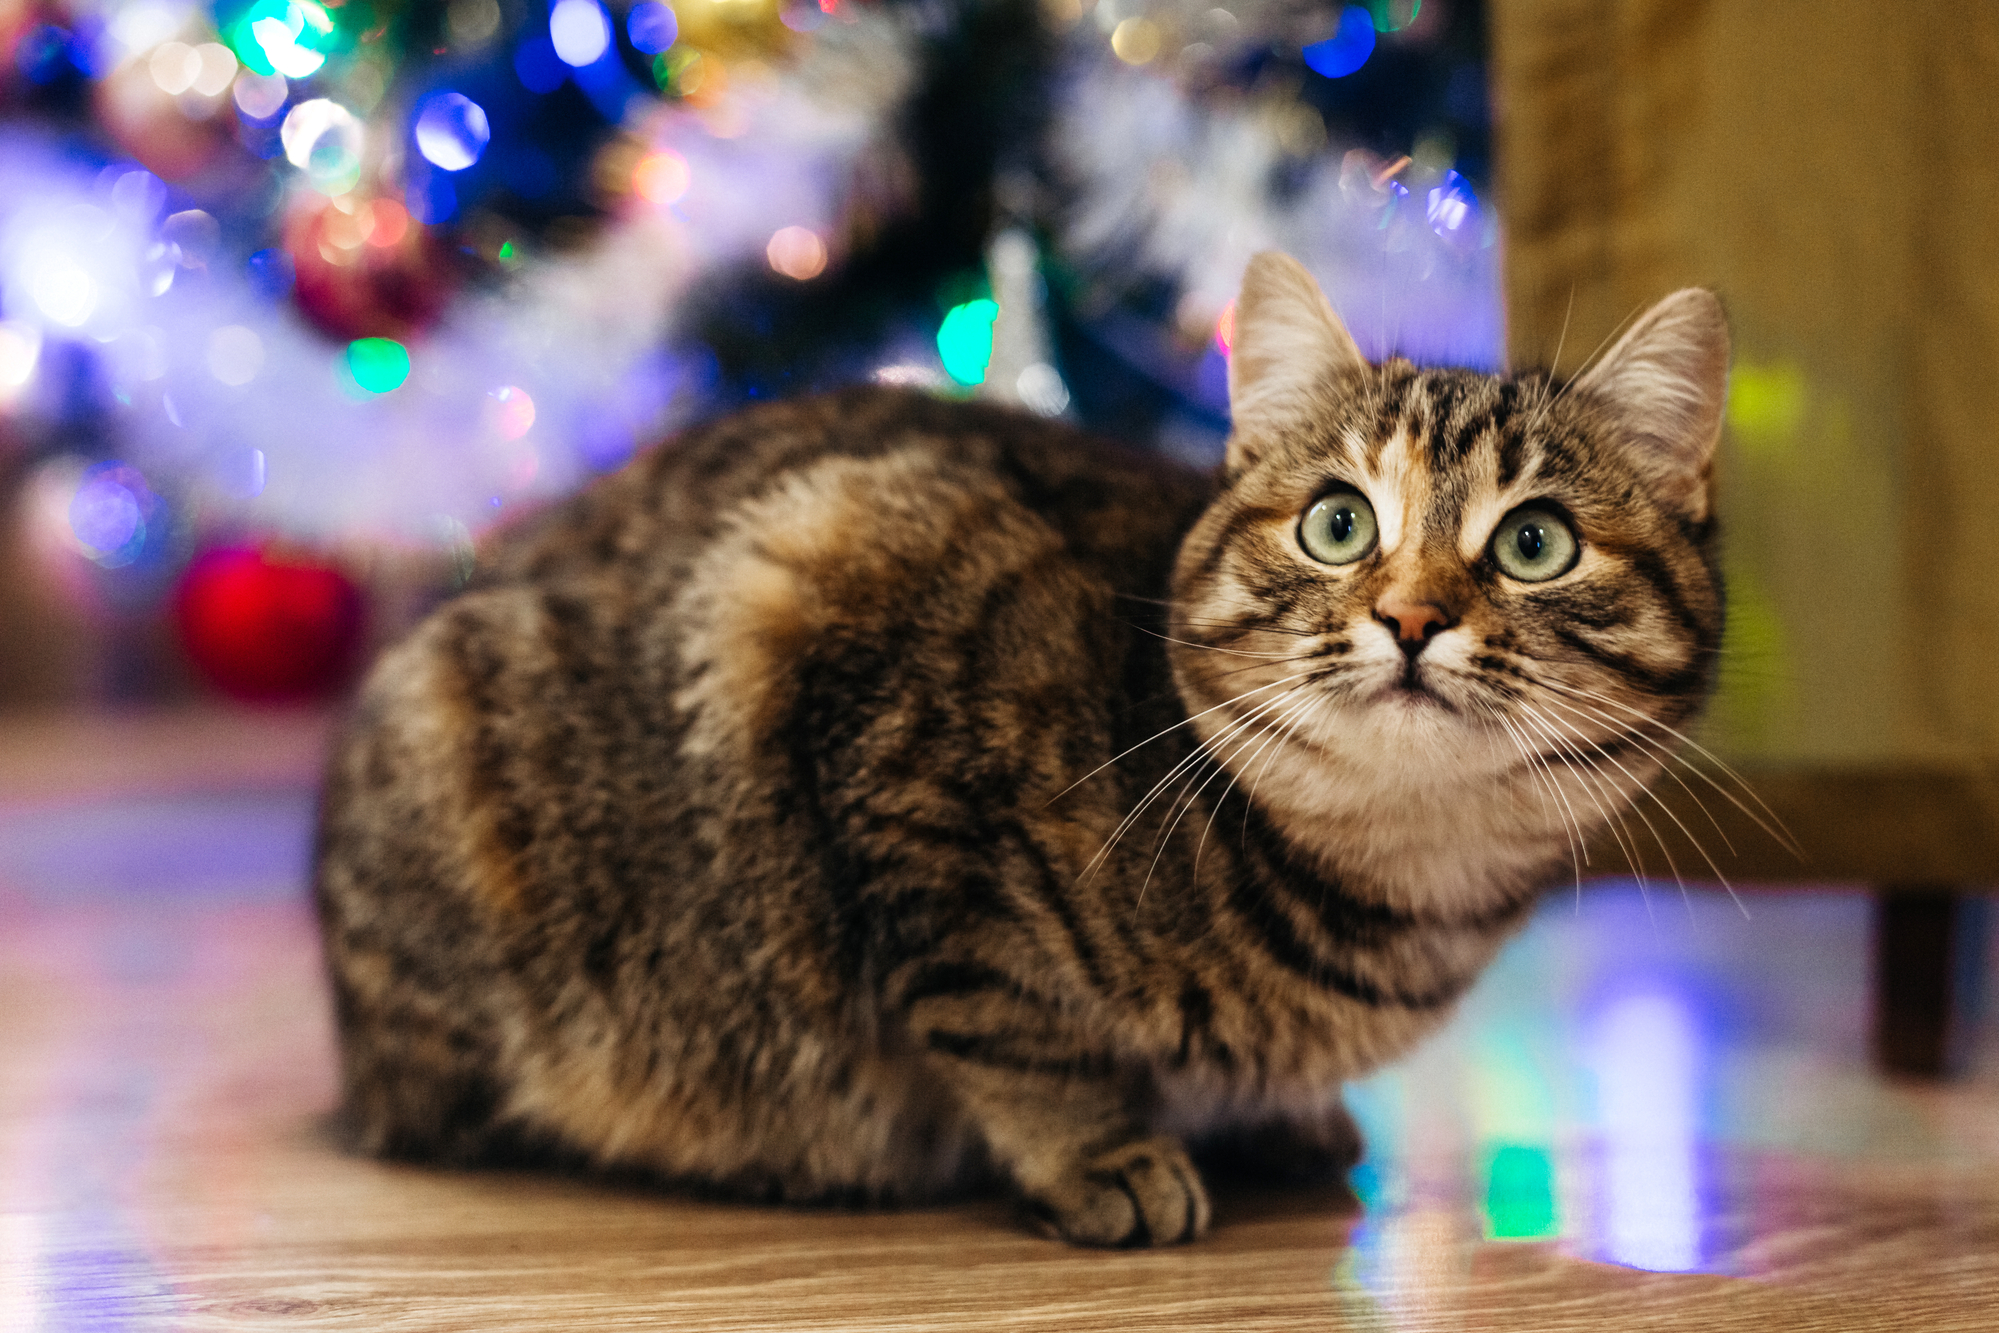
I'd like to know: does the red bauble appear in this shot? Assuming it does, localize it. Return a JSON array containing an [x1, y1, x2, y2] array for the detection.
[[174, 545, 366, 703], [286, 197, 457, 343]]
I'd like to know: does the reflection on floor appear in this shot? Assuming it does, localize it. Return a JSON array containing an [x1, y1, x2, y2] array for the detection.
[[1, 779, 1995, 1330]]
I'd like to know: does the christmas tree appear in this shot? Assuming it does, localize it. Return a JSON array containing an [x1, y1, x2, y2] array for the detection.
[[0, 0, 1497, 699]]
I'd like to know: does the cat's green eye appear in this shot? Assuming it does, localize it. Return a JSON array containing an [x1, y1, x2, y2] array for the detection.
[[1491, 505, 1580, 582], [1298, 489, 1379, 566]]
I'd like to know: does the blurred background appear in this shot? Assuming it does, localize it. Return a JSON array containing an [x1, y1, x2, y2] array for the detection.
[[2, 6, 1997, 1319], [0, 0, 1498, 705], [3, 1, 1994, 1060]]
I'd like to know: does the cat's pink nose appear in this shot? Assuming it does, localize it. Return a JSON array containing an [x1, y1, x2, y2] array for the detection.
[[1374, 596, 1454, 643]]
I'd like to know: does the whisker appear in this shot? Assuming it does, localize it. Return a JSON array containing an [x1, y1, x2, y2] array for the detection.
[[1478, 702, 1586, 901], [1140, 689, 1320, 908], [1547, 297, 1651, 409], [1192, 690, 1324, 882], [1084, 678, 1320, 888], [1533, 676, 1803, 860], [1537, 694, 1750, 919], [1512, 703, 1652, 910], [1529, 702, 1695, 918], [1125, 622, 1314, 659], [1043, 667, 1323, 810], [1240, 688, 1323, 846], [1524, 284, 1576, 438]]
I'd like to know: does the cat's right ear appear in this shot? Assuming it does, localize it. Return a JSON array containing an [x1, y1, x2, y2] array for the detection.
[[1569, 288, 1729, 522], [1226, 252, 1368, 473]]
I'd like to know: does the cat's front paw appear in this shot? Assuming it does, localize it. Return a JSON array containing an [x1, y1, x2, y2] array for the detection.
[[1023, 1136, 1211, 1247]]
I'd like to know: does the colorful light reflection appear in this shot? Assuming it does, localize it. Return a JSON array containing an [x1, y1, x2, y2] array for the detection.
[[345, 338, 410, 394], [633, 150, 690, 205], [488, 386, 535, 440], [766, 226, 827, 281], [1304, 6, 1376, 80], [1591, 990, 1703, 1271], [627, 1, 678, 54], [414, 93, 492, 173], [67, 462, 161, 569], [550, 0, 612, 68], [937, 299, 998, 386]]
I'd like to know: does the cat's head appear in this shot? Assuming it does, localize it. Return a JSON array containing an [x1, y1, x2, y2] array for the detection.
[[1170, 252, 1727, 867]]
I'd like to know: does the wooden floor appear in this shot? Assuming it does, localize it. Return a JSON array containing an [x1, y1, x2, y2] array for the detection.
[[2, 709, 1996, 1331]]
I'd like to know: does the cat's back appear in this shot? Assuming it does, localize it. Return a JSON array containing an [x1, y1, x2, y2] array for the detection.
[[313, 386, 1212, 1173], [480, 385, 1210, 600]]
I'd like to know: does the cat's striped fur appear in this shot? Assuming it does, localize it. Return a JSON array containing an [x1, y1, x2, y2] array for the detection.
[[314, 253, 1728, 1245]]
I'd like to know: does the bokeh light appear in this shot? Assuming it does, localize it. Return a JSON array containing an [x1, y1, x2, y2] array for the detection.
[[193, 43, 239, 96], [633, 150, 690, 204], [281, 99, 364, 193], [149, 42, 203, 96], [1483, 1145, 1558, 1240], [207, 325, 266, 386], [363, 198, 410, 247], [488, 385, 536, 439], [1015, 362, 1070, 417], [550, 0, 612, 67], [1110, 17, 1161, 65], [27, 254, 98, 328], [415, 92, 492, 172], [1592, 990, 1702, 1271], [1214, 299, 1236, 356], [448, 0, 504, 46], [628, 1, 679, 54], [233, 69, 289, 121], [67, 463, 158, 568], [937, 298, 999, 386], [110, 170, 167, 225], [1425, 170, 1481, 252], [235, 0, 336, 79], [1304, 5, 1376, 79], [346, 337, 411, 393], [766, 226, 827, 280], [0, 322, 41, 407]]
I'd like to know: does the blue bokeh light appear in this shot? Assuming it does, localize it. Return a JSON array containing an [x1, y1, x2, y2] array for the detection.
[[1304, 6, 1376, 80], [550, 0, 612, 67], [414, 92, 492, 172], [627, 1, 678, 55]]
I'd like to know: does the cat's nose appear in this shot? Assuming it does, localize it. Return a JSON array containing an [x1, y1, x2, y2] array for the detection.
[[1373, 596, 1455, 646]]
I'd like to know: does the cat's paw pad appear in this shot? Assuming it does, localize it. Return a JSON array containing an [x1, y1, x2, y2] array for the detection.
[[1025, 1137, 1211, 1247]]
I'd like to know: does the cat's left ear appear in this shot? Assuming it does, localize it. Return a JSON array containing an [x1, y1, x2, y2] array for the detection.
[[1226, 252, 1368, 473], [1571, 289, 1730, 523]]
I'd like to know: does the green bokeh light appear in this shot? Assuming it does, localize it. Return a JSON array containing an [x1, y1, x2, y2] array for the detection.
[[1368, 0, 1421, 31], [1483, 1143, 1559, 1240], [1726, 360, 1808, 457], [230, 0, 337, 78], [346, 338, 411, 393], [937, 299, 999, 386]]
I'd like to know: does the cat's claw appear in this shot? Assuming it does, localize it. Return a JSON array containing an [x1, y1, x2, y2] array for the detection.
[[1026, 1137, 1211, 1247]]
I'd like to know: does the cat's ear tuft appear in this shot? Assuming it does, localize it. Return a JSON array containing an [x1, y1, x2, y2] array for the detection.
[[1571, 288, 1730, 522], [1226, 252, 1367, 473]]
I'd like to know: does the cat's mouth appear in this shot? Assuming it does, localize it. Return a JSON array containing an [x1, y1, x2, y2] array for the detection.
[[1377, 660, 1454, 710]]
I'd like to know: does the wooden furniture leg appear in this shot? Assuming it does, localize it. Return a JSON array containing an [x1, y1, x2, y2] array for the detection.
[[1872, 887, 1967, 1078]]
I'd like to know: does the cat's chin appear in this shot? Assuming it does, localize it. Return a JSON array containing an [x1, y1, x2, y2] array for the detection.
[[1371, 680, 1449, 710]]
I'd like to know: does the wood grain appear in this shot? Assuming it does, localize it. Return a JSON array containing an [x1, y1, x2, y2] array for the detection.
[[2, 712, 1996, 1330]]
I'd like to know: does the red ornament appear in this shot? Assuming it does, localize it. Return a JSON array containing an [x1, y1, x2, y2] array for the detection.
[[174, 545, 367, 702], [287, 196, 457, 343]]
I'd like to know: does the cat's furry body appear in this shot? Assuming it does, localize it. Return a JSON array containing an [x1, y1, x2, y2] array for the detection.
[[316, 255, 1728, 1245]]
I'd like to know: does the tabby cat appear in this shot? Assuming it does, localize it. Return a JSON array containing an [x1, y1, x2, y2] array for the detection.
[[314, 252, 1728, 1246]]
